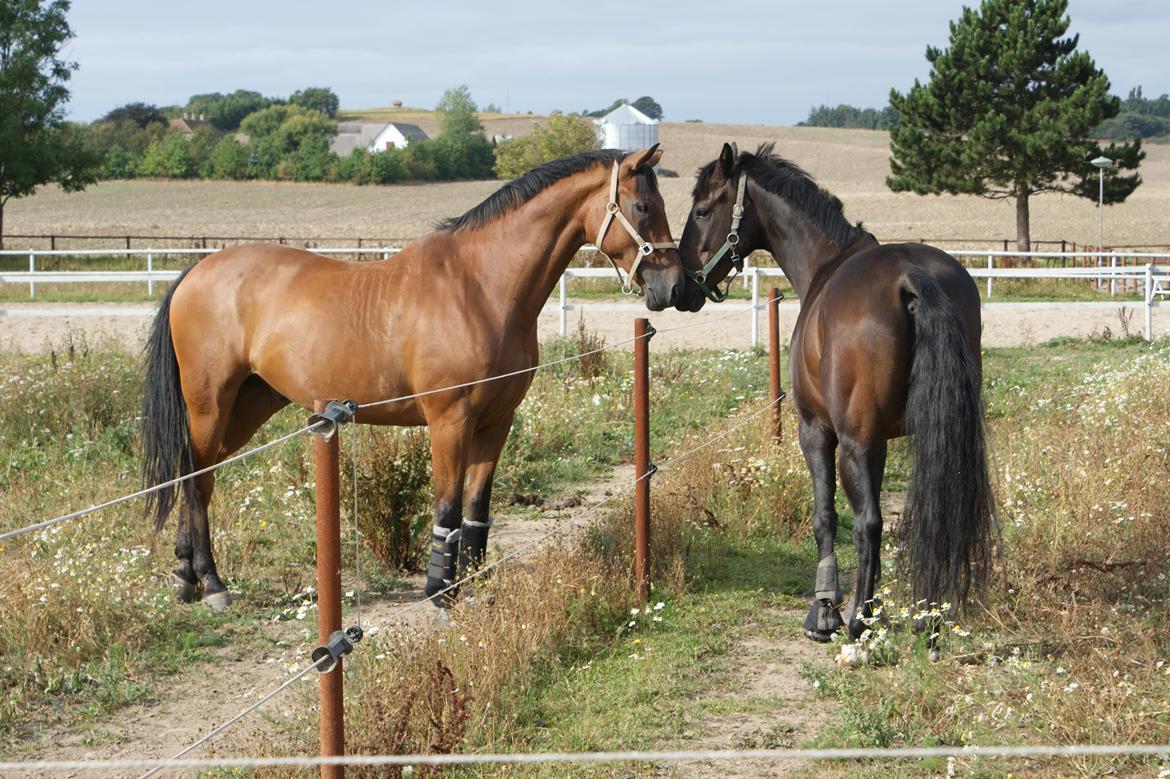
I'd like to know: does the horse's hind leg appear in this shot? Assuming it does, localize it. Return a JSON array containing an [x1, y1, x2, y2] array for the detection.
[[180, 377, 249, 611], [800, 418, 845, 642], [190, 376, 290, 611], [838, 435, 888, 641], [172, 510, 198, 602]]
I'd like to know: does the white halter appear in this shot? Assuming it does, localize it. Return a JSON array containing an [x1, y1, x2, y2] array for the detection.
[[594, 161, 678, 295]]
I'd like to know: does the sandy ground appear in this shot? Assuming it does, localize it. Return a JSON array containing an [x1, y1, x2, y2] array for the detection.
[[2, 299, 1166, 355]]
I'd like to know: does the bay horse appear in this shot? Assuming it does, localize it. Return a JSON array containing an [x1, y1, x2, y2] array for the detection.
[[142, 146, 685, 611], [678, 143, 996, 642]]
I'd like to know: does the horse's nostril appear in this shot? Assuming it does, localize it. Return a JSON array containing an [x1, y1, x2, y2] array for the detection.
[[669, 282, 682, 305]]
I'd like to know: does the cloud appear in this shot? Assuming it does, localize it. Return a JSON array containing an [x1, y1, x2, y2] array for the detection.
[[62, 0, 1170, 125]]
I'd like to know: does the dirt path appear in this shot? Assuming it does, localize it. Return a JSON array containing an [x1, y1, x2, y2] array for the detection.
[[2, 300, 1167, 355], [23, 466, 634, 777], [675, 607, 837, 779], [670, 491, 909, 779]]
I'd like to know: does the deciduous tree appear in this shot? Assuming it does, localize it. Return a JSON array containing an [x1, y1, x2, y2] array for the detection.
[[0, 0, 96, 247], [289, 86, 339, 119]]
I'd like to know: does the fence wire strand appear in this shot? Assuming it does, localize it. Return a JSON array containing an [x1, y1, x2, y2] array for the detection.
[[0, 422, 326, 543], [8, 743, 1170, 773]]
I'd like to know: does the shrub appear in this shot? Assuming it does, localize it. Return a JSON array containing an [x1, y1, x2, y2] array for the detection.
[[137, 131, 192, 178], [206, 136, 250, 179], [340, 427, 433, 572], [494, 112, 598, 179], [100, 146, 137, 179]]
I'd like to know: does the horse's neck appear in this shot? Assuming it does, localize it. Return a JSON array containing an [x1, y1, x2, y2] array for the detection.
[[461, 176, 597, 326], [754, 187, 875, 300]]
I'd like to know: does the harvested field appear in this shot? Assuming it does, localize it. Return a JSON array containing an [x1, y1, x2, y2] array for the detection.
[[6, 123, 1169, 250]]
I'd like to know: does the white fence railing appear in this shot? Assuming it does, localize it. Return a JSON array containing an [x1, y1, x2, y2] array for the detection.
[[2, 248, 1169, 343]]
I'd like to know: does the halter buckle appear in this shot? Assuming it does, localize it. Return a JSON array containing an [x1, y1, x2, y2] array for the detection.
[[732, 204, 744, 219], [638, 242, 654, 257], [726, 232, 740, 246], [606, 201, 621, 215], [692, 270, 707, 283]]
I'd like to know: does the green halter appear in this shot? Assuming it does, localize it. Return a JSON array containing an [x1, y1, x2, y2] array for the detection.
[[688, 174, 748, 303]]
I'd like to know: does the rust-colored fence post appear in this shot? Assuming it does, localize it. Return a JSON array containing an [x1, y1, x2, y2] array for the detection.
[[633, 318, 653, 604], [314, 399, 345, 779], [768, 289, 784, 441]]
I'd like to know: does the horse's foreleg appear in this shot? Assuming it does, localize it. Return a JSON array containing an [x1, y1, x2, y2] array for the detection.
[[424, 406, 474, 607], [800, 419, 844, 642], [838, 436, 887, 641], [460, 415, 514, 583]]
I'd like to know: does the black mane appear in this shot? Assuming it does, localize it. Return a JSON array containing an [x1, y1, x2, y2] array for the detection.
[[439, 148, 656, 232], [695, 143, 862, 249]]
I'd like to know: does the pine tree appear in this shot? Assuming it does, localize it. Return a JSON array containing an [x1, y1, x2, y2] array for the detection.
[[887, 0, 1142, 251]]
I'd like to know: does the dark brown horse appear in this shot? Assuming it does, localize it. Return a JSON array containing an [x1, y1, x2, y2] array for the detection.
[[142, 146, 685, 611], [679, 144, 996, 642]]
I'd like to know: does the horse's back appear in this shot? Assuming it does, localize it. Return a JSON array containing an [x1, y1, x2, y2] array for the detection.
[[164, 240, 534, 420], [796, 243, 980, 440]]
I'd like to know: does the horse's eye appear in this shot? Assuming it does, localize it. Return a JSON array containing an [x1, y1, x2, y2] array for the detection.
[[695, 208, 711, 220], [634, 201, 650, 214]]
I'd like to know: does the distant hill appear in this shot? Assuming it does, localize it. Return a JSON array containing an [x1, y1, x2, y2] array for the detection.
[[337, 107, 549, 140]]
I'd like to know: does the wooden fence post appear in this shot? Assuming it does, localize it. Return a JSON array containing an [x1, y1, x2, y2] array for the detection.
[[633, 319, 653, 604], [768, 289, 783, 440], [314, 400, 345, 779]]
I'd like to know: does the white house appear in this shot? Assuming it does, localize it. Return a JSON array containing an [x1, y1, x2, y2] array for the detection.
[[593, 104, 658, 152], [330, 122, 429, 156]]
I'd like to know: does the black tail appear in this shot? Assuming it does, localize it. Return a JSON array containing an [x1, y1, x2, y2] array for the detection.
[[900, 269, 997, 611], [141, 265, 197, 531]]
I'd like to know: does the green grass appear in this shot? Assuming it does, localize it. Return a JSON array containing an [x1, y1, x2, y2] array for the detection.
[[0, 331, 773, 749], [420, 337, 1170, 778]]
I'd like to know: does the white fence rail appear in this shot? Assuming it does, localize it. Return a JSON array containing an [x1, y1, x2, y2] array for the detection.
[[2, 248, 1169, 343]]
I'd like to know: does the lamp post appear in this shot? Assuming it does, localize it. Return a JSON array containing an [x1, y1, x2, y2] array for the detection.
[[1091, 156, 1112, 289]]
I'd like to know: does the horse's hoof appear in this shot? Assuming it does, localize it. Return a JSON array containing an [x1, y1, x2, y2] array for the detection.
[[928, 649, 942, 663], [202, 590, 233, 612], [172, 573, 199, 604], [803, 598, 843, 642]]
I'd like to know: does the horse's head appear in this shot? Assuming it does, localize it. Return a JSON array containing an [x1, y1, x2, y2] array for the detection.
[[586, 145, 686, 312], [677, 142, 758, 311]]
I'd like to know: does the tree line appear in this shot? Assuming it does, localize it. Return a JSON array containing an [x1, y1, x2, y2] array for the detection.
[[79, 85, 500, 184], [803, 84, 1168, 142], [74, 84, 631, 186]]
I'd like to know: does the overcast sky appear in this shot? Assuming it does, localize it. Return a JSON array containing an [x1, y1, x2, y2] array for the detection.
[[63, 1, 1169, 125]]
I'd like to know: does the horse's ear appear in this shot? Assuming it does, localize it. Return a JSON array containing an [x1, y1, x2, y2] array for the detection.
[[626, 143, 662, 173], [716, 142, 736, 178]]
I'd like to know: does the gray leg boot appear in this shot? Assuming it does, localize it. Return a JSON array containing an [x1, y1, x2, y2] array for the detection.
[[424, 526, 462, 607]]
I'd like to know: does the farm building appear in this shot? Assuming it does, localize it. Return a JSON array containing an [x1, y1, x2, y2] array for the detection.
[[330, 122, 429, 156], [594, 104, 658, 151]]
